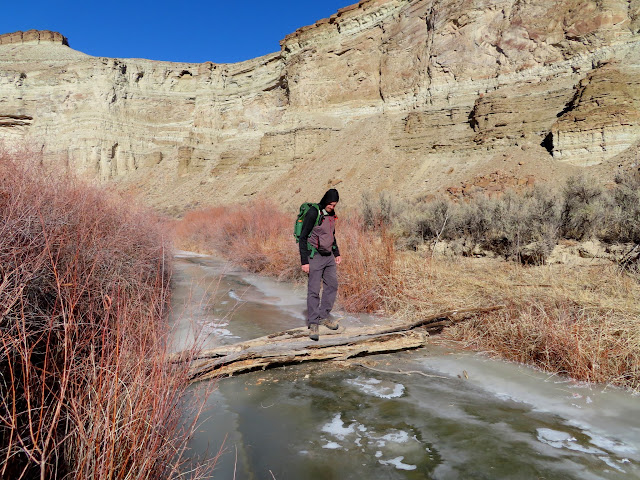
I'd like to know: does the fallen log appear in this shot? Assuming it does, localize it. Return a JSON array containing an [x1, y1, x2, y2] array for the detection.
[[190, 331, 427, 382], [172, 305, 504, 382]]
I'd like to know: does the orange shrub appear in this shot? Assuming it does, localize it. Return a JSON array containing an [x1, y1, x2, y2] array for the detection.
[[174, 204, 399, 313], [336, 215, 397, 312], [174, 199, 301, 280], [0, 149, 209, 479]]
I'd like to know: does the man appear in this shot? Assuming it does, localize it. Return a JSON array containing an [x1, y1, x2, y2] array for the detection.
[[299, 188, 342, 341]]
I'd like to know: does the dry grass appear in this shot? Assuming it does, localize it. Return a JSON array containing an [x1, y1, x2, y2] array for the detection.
[[173, 201, 640, 391], [386, 253, 640, 391], [0, 149, 211, 479]]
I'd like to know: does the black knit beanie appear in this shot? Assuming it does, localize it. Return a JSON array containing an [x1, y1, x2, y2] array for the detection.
[[319, 188, 340, 208]]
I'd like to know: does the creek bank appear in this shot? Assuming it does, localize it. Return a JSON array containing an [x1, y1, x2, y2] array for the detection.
[[170, 252, 640, 479], [171, 243, 640, 391]]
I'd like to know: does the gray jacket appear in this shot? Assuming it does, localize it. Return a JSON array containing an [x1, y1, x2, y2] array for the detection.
[[299, 206, 340, 265]]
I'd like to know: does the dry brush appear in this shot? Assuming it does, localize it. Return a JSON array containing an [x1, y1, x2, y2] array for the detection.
[[0, 149, 210, 479]]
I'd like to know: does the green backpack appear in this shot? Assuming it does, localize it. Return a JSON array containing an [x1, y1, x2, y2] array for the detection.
[[294, 202, 321, 244]]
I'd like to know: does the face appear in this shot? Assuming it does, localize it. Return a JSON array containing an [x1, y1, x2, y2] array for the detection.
[[325, 201, 338, 213]]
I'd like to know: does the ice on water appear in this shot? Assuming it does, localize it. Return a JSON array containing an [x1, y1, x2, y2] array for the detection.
[[537, 427, 636, 472], [321, 414, 356, 440], [346, 376, 405, 399], [321, 441, 342, 450], [228, 289, 244, 302], [380, 431, 411, 444], [537, 428, 604, 454], [318, 413, 419, 471], [200, 319, 240, 339], [378, 456, 418, 471]]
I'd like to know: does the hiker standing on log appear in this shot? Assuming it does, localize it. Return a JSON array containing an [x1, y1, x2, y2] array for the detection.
[[299, 188, 341, 341]]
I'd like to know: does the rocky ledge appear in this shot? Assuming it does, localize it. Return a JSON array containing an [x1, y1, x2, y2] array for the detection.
[[0, 30, 69, 46]]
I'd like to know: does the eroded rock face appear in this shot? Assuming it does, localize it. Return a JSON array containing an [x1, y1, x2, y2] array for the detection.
[[0, 30, 69, 46], [550, 62, 640, 165], [1, 0, 639, 212]]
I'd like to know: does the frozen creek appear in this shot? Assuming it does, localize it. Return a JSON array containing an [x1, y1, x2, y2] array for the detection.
[[170, 252, 640, 479]]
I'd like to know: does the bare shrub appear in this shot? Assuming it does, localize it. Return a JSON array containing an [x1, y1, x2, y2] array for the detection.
[[361, 192, 376, 229], [395, 173, 640, 264], [337, 215, 396, 312], [599, 171, 640, 274], [395, 187, 560, 263], [395, 196, 454, 250], [601, 170, 640, 244], [361, 191, 395, 230], [560, 175, 606, 240], [480, 187, 560, 262], [0, 149, 208, 479], [454, 194, 496, 242], [174, 199, 301, 280], [379, 191, 394, 227]]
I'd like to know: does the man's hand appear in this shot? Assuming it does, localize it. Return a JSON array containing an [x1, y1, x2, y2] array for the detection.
[[302, 264, 310, 274], [335, 256, 342, 265]]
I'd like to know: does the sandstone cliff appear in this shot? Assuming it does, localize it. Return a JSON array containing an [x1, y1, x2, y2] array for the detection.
[[1, 1, 639, 212]]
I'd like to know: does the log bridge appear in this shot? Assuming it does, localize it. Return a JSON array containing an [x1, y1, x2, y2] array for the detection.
[[170, 306, 504, 382]]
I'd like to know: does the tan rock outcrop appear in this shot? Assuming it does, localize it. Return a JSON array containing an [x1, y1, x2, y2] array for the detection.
[[0, 30, 68, 46], [1, 0, 640, 212], [550, 62, 640, 165]]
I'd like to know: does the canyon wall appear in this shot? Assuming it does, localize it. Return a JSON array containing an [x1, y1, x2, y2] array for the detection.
[[1, 0, 640, 213]]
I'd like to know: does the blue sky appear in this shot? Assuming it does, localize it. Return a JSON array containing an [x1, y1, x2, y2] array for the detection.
[[2, 0, 354, 63]]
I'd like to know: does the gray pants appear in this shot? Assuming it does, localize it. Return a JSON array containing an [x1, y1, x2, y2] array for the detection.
[[307, 254, 338, 326]]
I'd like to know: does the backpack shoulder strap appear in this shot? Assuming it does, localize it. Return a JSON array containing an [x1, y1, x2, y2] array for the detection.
[[310, 203, 322, 226]]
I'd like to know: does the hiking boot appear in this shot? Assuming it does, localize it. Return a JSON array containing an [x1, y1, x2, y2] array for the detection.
[[321, 317, 339, 330], [309, 323, 319, 341]]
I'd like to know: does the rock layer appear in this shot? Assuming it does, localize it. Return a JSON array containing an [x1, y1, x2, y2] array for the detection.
[[0, 30, 68, 46], [1, 0, 639, 212]]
